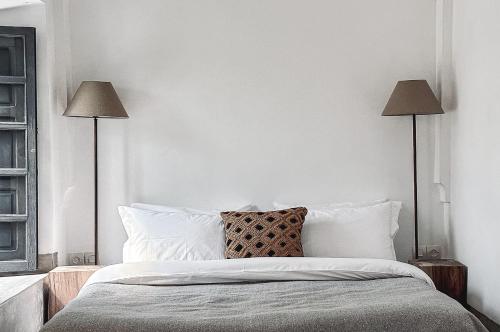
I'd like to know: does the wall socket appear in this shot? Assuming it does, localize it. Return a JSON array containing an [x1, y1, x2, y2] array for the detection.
[[426, 245, 442, 259], [68, 252, 96, 265], [417, 245, 442, 259], [68, 252, 84, 265]]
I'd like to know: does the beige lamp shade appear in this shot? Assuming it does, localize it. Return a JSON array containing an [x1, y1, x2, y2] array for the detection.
[[382, 80, 444, 116], [63, 81, 128, 118]]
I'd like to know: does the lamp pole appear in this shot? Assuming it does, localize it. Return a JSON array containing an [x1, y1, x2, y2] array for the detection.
[[63, 81, 128, 266], [381, 80, 444, 261], [94, 117, 98, 265], [412, 114, 418, 259]]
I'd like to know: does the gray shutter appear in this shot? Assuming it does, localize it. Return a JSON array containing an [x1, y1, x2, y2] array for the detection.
[[0, 26, 37, 272]]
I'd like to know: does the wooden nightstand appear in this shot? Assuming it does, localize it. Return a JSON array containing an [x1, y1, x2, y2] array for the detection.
[[409, 259, 467, 305], [46, 265, 102, 319]]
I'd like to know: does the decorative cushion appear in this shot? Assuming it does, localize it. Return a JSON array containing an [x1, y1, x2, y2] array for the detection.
[[221, 207, 307, 259]]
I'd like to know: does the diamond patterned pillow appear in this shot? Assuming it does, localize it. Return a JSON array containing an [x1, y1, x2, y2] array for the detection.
[[221, 207, 307, 259]]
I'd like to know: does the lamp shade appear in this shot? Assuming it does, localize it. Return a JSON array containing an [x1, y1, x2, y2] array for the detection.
[[63, 81, 128, 118], [382, 80, 444, 116]]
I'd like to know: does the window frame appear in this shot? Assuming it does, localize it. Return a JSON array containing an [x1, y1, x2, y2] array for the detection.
[[0, 26, 37, 273]]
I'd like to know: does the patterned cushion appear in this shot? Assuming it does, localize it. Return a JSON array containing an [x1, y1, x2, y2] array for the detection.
[[221, 207, 307, 259]]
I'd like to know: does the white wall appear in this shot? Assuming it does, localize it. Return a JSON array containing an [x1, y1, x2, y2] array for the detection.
[[447, 0, 500, 323], [65, 0, 440, 264], [42, 0, 96, 265]]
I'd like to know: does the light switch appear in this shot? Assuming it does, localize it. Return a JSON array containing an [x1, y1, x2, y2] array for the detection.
[[417, 246, 426, 258], [84, 252, 95, 265]]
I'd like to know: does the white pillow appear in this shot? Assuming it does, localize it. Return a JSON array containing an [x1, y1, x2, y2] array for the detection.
[[274, 200, 402, 260], [118, 206, 226, 262], [131, 202, 256, 215], [274, 199, 400, 237], [273, 198, 387, 211]]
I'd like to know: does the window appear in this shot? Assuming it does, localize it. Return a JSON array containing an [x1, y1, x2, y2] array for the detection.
[[0, 26, 37, 273]]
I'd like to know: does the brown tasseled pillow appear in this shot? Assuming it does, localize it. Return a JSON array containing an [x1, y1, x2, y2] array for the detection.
[[220, 207, 307, 259]]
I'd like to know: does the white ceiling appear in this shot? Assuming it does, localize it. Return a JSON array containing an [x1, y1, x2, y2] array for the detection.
[[0, 0, 43, 11]]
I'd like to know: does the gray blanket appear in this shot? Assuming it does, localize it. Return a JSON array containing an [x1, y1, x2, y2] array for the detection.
[[42, 277, 486, 332]]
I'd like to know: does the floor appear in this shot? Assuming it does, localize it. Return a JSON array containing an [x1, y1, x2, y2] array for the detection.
[[469, 306, 500, 332]]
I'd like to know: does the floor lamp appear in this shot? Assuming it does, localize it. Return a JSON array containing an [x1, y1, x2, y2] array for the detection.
[[382, 80, 444, 259], [63, 81, 129, 264]]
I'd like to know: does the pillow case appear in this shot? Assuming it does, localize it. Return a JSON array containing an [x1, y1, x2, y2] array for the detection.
[[118, 206, 227, 262], [274, 200, 402, 260], [274, 199, 400, 236], [131, 202, 256, 215], [273, 198, 387, 210], [221, 207, 307, 259], [274, 199, 400, 237]]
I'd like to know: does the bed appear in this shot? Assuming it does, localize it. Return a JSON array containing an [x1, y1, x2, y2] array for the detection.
[[41, 257, 486, 332]]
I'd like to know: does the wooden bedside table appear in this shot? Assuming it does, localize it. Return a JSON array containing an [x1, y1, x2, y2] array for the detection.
[[409, 259, 467, 305], [46, 265, 102, 319]]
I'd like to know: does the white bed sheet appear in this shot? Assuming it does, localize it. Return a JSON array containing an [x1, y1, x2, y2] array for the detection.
[[83, 257, 433, 291]]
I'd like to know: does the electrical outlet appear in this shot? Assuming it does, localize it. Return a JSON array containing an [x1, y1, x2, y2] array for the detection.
[[68, 252, 85, 265], [426, 245, 442, 259], [84, 252, 95, 265]]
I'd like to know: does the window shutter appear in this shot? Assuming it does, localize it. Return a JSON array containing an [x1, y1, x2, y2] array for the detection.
[[0, 26, 37, 273]]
